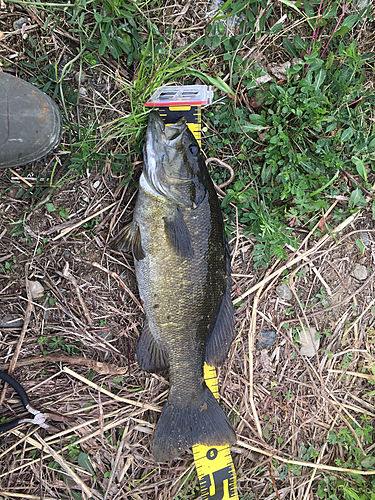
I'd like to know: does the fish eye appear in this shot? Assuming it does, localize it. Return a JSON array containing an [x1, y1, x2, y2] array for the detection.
[[189, 144, 199, 155]]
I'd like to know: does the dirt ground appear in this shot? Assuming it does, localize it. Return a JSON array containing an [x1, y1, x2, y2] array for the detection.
[[1, 1, 375, 500]]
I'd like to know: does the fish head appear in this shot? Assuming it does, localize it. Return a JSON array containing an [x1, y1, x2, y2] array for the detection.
[[143, 111, 206, 209]]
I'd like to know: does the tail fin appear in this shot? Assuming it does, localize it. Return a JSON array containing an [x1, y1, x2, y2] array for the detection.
[[152, 386, 236, 463]]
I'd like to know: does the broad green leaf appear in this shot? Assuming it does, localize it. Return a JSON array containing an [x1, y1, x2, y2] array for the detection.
[[323, 2, 338, 18], [294, 35, 305, 51], [342, 487, 361, 500], [283, 37, 297, 58], [333, 26, 350, 37], [259, 14, 266, 32], [340, 127, 354, 142], [279, 0, 314, 29], [356, 238, 365, 256], [70, 491, 83, 500], [352, 156, 367, 182], [303, 1, 315, 21], [350, 188, 366, 207], [342, 14, 359, 28], [314, 68, 326, 90], [242, 123, 268, 132], [46, 203, 56, 212], [121, 32, 132, 50], [99, 37, 107, 56], [78, 453, 95, 476]]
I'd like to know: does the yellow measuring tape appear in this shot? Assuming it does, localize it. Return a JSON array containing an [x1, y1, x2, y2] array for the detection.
[[193, 364, 239, 500], [145, 86, 238, 499]]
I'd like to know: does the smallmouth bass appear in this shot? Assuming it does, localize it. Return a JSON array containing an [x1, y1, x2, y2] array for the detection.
[[113, 111, 236, 462]]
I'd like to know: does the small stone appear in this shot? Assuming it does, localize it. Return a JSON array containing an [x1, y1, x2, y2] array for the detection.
[[356, 0, 370, 9], [97, 329, 112, 341], [93, 180, 100, 189], [75, 71, 86, 83], [299, 327, 320, 357], [79, 87, 87, 97], [276, 283, 292, 301], [257, 329, 276, 349], [0, 315, 23, 329], [13, 17, 28, 30], [360, 232, 371, 246], [29, 280, 44, 299], [352, 264, 368, 281]]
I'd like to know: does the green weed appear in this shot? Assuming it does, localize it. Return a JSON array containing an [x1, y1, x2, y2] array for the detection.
[[38, 334, 81, 355], [317, 416, 375, 499], [207, 37, 374, 266]]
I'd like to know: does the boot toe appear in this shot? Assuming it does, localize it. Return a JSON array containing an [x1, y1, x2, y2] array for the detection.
[[0, 72, 62, 169]]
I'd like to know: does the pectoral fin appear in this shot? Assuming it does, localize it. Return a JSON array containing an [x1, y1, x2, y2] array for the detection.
[[111, 222, 145, 261], [137, 321, 169, 372], [163, 209, 193, 258]]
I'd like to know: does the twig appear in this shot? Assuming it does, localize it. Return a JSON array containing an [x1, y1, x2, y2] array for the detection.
[[343, 296, 375, 337], [233, 211, 359, 305], [71, 254, 143, 312], [0, 354, 127, 375], [34, 432, 98, 500], [206, 157, 235, 195], [302, 415, 340, 500], [328, 369, 375, 381], [0, 494, 55, 500], [61, 262, 93, 327], [285, 243, 332, 296], [52, 202, 117, 240], [0, 265, 33, 407], [237, 439, 375, 475], [268, 463, 281, 500], [9, 168, 33, 187], [104, 423, 129, 500], [248, 266, 276, 438], [63, 367, 160, 412], [1, 23, 38, 40], [301, 269, 375, 320]]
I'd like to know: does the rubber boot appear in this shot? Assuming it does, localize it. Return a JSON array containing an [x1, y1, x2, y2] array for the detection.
[[0, 72, 62, 169]]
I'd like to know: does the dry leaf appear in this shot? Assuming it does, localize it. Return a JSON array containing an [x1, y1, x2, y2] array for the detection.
[[300, 327, 320, 357], [268, 61, 291, 80]]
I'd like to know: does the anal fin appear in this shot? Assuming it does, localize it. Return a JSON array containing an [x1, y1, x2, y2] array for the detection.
[[136, 321, 169, 372]]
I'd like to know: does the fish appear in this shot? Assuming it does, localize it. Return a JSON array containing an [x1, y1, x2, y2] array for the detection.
[[112, 111, 236, 462]]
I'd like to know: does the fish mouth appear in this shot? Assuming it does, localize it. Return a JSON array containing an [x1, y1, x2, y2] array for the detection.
[[147, 111, 187, 145], [143, 111, 201, 208]]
